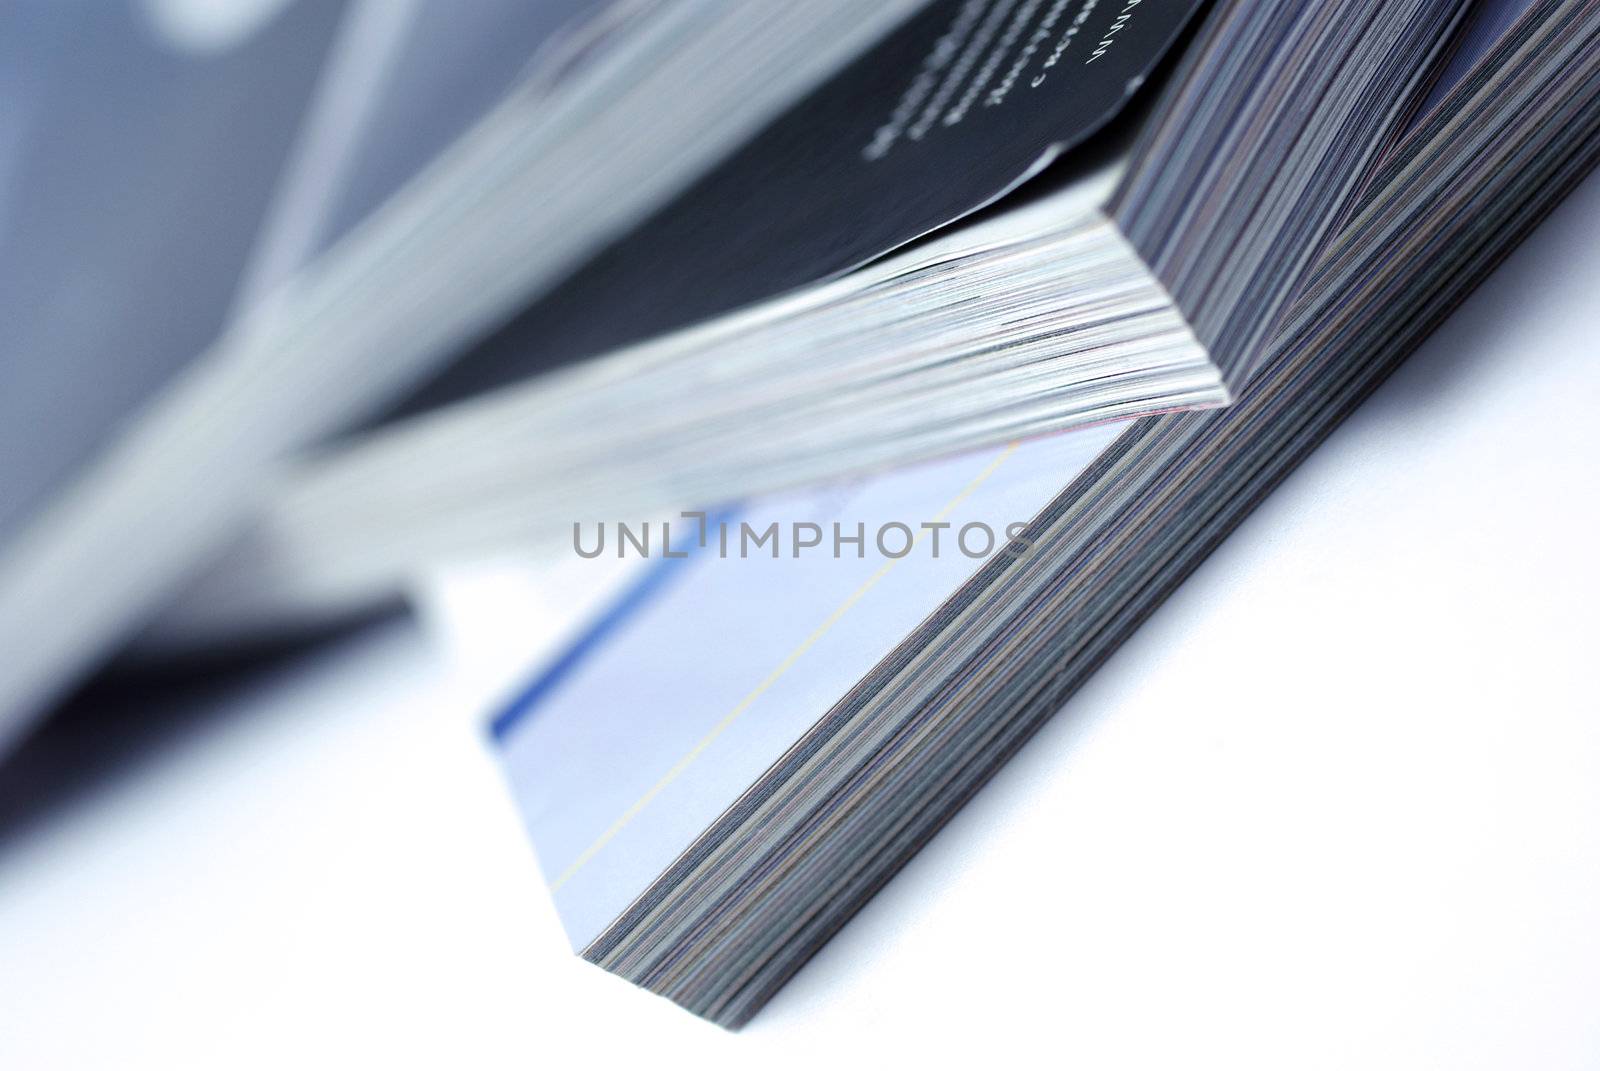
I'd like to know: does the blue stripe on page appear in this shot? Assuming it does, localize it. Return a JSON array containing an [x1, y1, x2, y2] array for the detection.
[[486, 510, 737, 744]]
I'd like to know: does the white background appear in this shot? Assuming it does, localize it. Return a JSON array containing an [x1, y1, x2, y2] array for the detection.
[[2, 174, 1597, 1069]]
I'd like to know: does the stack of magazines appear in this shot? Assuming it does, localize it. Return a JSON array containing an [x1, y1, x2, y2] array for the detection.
[[3, 0, 1597, 1029]]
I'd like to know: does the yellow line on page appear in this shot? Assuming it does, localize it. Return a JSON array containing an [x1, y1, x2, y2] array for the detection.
[[548, 441, 1021, 894]]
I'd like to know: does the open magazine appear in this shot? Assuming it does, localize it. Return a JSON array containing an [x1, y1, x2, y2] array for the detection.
[[2, 0, 1597, 1030], [474, 0, 1594, 1027]]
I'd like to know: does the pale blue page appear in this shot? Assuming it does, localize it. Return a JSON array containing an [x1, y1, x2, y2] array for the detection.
[[496, 423, 1124, 949]]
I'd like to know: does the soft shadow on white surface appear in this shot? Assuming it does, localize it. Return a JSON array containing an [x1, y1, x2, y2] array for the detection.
[[1, 175, 1597, 1068]]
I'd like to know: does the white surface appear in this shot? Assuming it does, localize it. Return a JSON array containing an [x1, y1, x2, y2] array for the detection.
[[2, 177, 1598, 1067]]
